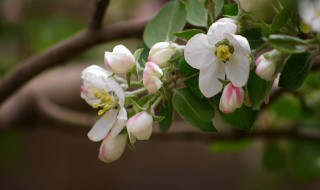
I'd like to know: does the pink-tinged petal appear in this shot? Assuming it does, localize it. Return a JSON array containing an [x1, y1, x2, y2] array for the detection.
[[87, 109, 118, 142], [110, 107, 127, 137], [199, 60, 225, 98], [145, 62, 163, 78], [219, 83, 244, 114], [113, 45, 133, 57], [226, 53, 250, 87], [106, 77, 125, 106], [207, 22, 237, 45], [126, 111, 153, 141], [224, 33, 251, 55], [99, 133, 127, 163], [184, 34, 215, 69]]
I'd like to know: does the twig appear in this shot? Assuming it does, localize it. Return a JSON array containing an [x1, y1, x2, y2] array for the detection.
[[0, 19, 147, 106], [88, 0, 110, 31]]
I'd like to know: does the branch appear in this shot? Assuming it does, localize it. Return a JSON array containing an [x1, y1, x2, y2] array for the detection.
[[88, 0, 110, 31], [0, 19, 147, 106]]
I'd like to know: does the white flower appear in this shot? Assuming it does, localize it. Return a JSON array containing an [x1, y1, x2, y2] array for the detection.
[[143, 62, 163, 94], [298, 0, 320, 32], [81, 65, 127, 141], [184, 21, 251, 98], [219, 83, 244, 114], [126, 111, 153, 144], [104, 45, 135, 74], [255, 53, 277, 81], [98, 133, 127, 163], [148, 42, 179, 68]]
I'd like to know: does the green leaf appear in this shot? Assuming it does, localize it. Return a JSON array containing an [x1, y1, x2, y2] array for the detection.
[[267, 34, 309, 54], [247, 71, 274, 110], [222, 3, 238, 16], [131, 100, 144, 113], [263, 142, 286, 171], [143, 0, 187, 48], [243, 28, 264, 49], [134, 48, 143, 62], [173, 88, 217, 132], [178, 59, 203, 98], [279, 52, 312, 91], [183, 0, 207, 27], [215, 0, 224, 18], [216, 95, 258, 131], [153, 115, 165, 122], [174, 29, 204, 41], [268, 94, 301, 119], [159, 99, 174, 132], [270, 3, 293, 33]]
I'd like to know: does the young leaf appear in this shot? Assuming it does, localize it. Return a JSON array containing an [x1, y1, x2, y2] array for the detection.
[[247, 71, 274, 110], [222, 3, 238, 16], [183, 0, 207, 27], [270, 2, 294, 33], [173, 88, 217, 132], [216, 95, 257, 131], [243, 28, 264, 50], [267, 34, 309, 54], [279, 52, 312, 91], [215, 0, 224, 18], [143, 0, 187, 48], [174, 29, 204, 41], [159, 99, 174, 132]]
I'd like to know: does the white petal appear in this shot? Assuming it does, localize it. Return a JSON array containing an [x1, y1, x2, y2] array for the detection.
[[199, 60, 225, 97], [87, 109, 118, 142], [224, 33, 251, 55], [311, 18, 320, 32], [110, 107, 127, 137], [133, 125, 152, 141], [298, 0, 316, 24], [106, 77, 125, 106], [98, 133, 127, 163], [207, 22, 237, 45], [226, 53, 250, 87], [184, 34, 215, 69], [113, 45, 133, 57]]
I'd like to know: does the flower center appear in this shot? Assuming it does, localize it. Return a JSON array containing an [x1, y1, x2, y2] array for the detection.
[[92, 88, 117, 116], [216, 45, 232, 62], [215, 39, 234, 62]]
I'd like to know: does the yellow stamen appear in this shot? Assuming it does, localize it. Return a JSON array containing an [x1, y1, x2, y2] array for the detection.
[[92, 103, 99, 108], [98, 110, 105, 116], [217, 45, 232, 62], [94, 90, 100, 98]]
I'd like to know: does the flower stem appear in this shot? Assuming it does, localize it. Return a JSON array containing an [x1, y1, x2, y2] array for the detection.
[[126, 87, 147, 96], [151, 94, 163, 110]]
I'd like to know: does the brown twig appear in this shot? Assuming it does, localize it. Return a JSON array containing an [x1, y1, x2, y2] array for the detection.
[[88, 0, 110, 31], [0, 18, 147, 106]]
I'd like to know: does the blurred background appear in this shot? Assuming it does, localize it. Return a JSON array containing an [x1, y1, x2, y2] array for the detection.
[[1, 0, 320, 189]]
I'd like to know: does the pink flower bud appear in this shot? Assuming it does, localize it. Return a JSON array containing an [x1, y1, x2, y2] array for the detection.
[[126, 111, 153, 144], [104, 45, 135, 74], [98, 133, 127, 163], [143, 62, 163, 94], [148, 42, 178, 68], [255, 54, 276, 81], [219, 83, 244, 114]]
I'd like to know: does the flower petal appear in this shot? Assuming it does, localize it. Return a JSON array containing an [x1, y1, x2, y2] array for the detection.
[[105, 77, 125, 106], [224, 33, 251, 55], [207, 22, 237, 45], [199, 59, 225, 97], [113, 45, 133, 57], [311, 17, 320, 32], [98, 133, 127, 163], [110, 106, 127, 137], [184, 34, 215, 69], [298, 0, 317, 24], [87, 109, 118, 142], [226, 53, 250, 87]]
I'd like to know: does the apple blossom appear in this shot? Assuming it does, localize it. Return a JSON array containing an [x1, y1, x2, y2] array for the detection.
[[148, 42, 181, 68], [98, 133, 127, 163], [184, 21, 251, 98], [298, 0, 320, 32], [104, 45, 135, 74], [143, 62, 163, 94], [255, 53, 277, 81], [81, 65, 127, 141], [126, 111, 153, 144], [219, 83, 244, 114]]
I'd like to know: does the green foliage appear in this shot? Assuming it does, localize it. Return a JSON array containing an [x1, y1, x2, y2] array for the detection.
[[270, 2, 294, 33], [173, 88, 217, 132], [267, 35, 309, 54], [159, 99, 174, 132], [210, 140, 251, 153], [263, 142, 286, 171], [178, 59, 203, 98], [182, 0, 207, 27], [243, 28, 264, 50], [247, 71, 274, 110], [215, 0, 224, 18], [216, 95, 258, 131], [268, 94, 301, 120], [279, 53, 312, 91], [174, 29, 204, 41], [222, 3, 238, 16], [143, 0, 187, 48]]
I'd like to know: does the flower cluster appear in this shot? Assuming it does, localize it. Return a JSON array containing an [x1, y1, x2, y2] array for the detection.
[[81, 43, 182, 162]]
